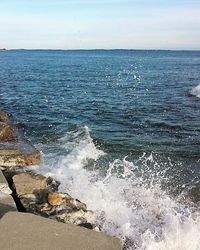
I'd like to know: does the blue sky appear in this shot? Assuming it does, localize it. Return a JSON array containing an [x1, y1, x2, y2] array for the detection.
[[0, 0, 200, 49]]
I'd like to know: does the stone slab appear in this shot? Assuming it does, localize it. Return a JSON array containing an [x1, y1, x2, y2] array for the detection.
[[13, 172, 49, 197], [0, 212, 121, 250], [0, 170, 12, 194], [0, 141, 41, 168], [0, 192, 17, 218]]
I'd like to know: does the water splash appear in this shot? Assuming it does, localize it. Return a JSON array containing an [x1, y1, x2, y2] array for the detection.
[[190, 84, 200, 98], [59, 126, 105, 170], [35, 126, 200, 250]]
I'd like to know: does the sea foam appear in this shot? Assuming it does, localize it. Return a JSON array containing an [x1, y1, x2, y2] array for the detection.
[[190, 84, 200, 98], [35, 126, 200, 250]]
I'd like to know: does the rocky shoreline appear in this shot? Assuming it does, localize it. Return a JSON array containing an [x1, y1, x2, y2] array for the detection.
[[0, 111, 121, 250]]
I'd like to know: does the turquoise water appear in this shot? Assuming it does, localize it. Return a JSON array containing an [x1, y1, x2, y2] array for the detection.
[[0, 50, 200, 249]]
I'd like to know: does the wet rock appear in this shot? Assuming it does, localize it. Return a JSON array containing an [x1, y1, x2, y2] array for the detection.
[[79, 222, 100, 232], [0, 111, 9, 123], [41, 196, 97, 229], [47, 192, 66, 206], [43, 192, 93, 226], [37, 198, 96, 229], [0, 111, 41, 168], [56, 209, 94, 225], [65, 196, 87, 211], [0, 142, 41, 168], [12, 173, 59, 215], [47, 192, 87, 212], [0, 124, 16, 141], [12, 172, 98, 230], [45, 192, 93, 226]]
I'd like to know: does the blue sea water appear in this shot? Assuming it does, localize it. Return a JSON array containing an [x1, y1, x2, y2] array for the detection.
[[0, 50, 200, 249]]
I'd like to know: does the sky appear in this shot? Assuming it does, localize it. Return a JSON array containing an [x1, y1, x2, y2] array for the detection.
[[0, 0, 200, 50]]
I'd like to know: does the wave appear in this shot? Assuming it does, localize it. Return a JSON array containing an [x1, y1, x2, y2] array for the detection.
[[34, 126, 200, 250], [190, 84, 200, 98]]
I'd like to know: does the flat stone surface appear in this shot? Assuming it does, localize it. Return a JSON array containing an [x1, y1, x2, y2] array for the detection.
[[0, 170, 12, 194], [0, 192, 17, 218], [13, 172, 49, 197], [0, 141, 41, 168], [0, 212, 121, 250]]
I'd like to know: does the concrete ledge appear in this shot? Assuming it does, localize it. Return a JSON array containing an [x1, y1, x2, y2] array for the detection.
[[0, 212, 121, 250]]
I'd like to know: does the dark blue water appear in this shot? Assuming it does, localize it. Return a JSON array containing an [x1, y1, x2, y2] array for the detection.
[[0, 50, 200, 249]]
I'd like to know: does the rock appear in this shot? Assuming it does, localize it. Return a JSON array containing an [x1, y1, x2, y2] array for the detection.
[[13, 173, 48, 197], [47, 192, 66, 206], [0, 111, 9, 123], [0, 111, 41, 168], [78, 222, 100, 232], [0, 124, 16, 141], [66, 197, 87, 211], [0, 141, 41, 168], [12, 172, 99, 230], [43, 192, 92, 225], [13, 172, 59, 199], [0, 192, 17, 218], [47, 192, 87, 211], [12, 173, 59, 214], [29, 195, 97, 230], [43, 195, 96, 228], [0, 170, 12, 194], [57, 209, 94, 225]]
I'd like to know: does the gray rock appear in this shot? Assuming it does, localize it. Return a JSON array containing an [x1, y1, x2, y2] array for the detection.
[[12, 172, 59, 214], [0, 192, 17, 218], [47, 192, 87, 210], [56, 209, 94, 225], [0, 111, 10, 123], [12, 172, 99, 230], [78, 222, 100, 232], [41, 193, 97, 228], [13, 172, 59, 200], [0, 170, 12, 194], [13, 172, 98, 228]]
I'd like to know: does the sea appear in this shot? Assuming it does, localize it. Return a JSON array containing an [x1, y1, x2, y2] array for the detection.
[[0, 49, 200, 249]]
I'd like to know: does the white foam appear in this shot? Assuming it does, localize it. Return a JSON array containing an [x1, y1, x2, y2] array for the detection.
[[36, 127, 200, 250], [190, 84, 200, 98], [59, 126, 105, 170]]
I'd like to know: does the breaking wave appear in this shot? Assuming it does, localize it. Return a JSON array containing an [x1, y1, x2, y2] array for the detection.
[[35, 126, 200, 250]]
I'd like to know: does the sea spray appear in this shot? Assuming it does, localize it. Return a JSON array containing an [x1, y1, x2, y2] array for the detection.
[[190, 84, 200, 98], [34, 126, 200, 250], [59, 126, 105, 170]]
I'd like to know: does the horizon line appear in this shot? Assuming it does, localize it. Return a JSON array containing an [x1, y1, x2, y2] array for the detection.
[[3, 48, 200, 52]]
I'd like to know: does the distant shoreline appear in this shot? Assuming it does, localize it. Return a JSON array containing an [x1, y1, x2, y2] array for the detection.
[[3, 48, 200, 52]]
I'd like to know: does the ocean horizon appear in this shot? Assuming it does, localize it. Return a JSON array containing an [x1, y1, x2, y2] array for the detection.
[[4, 48, 200, 51]]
